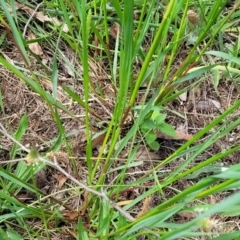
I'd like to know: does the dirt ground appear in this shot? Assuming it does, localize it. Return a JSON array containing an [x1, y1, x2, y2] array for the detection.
[[1, 11, 240, 239]]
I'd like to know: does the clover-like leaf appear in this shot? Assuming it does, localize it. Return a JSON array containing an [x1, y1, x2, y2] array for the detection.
[[154, 114, 167, 126], [157, 123, 176, 138], [148, 141, 160, 150]]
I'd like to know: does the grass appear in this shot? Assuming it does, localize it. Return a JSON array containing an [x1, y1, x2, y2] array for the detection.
[[1, 0, 240, 239]]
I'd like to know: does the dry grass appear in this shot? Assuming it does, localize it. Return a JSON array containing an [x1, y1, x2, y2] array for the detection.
[[1, 32, 240, 240], [1, 1, 240, 239]]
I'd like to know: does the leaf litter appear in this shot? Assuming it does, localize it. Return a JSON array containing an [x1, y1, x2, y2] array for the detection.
[[7, 2, 69, 33], [0, 2, 240, 239]]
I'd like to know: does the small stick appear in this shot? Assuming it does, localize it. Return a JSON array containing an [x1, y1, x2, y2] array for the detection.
[[23, 2, 43, 37], [0, 123, 135, 222]]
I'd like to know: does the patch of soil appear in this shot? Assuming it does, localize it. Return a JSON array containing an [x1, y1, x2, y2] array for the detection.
[[1, 3, 240, 239]]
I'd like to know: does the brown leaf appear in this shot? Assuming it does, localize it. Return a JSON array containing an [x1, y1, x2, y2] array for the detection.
[[36, 169, 48, 189], [40, 79, 64, 101], [177, 211, 196, 220], [47, 151, 70, 165], [6, 3, 22, 11], [92, 132, 106, 148], [35, 11, 52, 22], [62, 210, 80, 221], [175, 130, 192, 140], [53, 174, 67, 188], [80, 131, 106, 151], [28, 32, 43, 56], [8, 3, 69, 33], [135, 146, 160, 160], [35, 13, 69, 33], [155, 130, 192, 141]]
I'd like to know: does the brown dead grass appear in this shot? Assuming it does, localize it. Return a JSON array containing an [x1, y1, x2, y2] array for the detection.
[[1, 9, 240, 240]]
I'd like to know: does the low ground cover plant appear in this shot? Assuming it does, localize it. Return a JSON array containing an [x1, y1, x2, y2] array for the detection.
[[1, 0, 240, 239]]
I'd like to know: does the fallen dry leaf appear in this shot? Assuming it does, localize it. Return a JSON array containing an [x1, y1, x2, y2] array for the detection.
[[28, 32, 43, 56], [40, 78, 54, 92], [155, 129, 192, 141], [35, 11, 52, 22], [36, 169, 48, 189], [6, 3, 21, 11], [34, 13, 69, 33], [7, 3, 69, 33], [92, 132, 106, 148], [80, 131, 106, 151], [40, 79, 65, 101], [135, 146, 161, 160], [211, 99, 221, 109], [62, 210, 80, 220], [53, 174, 68, 188], [177, 211, 196, 220], [179, 91, 187, 102]]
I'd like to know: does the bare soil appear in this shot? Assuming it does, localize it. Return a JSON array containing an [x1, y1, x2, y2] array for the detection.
[[1, 10, 240, 239]]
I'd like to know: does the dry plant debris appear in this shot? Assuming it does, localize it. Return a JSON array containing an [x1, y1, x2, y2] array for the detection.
[[27, 31, 43, 56], [0, 1, 240, 239], [6, 2, 69, 33]]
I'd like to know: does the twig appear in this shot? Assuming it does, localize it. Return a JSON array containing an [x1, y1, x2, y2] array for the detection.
[[0, 158, 26, 164], [0, 123, 161, 237], [23, 2, 43, 38], [0, 123, 135, 222], [49, 156, 135, 221], [0, 123, 29, 152]]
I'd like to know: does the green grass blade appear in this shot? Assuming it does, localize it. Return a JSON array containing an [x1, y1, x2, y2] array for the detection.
[[0, 2, 30, 66], [10, 114, 28, 159]]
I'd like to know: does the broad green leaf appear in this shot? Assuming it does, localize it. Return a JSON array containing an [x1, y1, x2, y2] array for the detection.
[[148, 141, 160, 151], [116, 213, 127, 230], [157, 123, 176, 138], [141, 119, 156, 131], [154, 114, 167, 126], [145, 131, 157, 144], [150, 110, 159, 120]]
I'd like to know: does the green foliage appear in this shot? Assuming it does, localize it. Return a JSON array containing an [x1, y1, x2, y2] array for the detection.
[[140, 111, 176, 150], [0, 0, 240, 239], [10, 114, 28, 159], [0, 226, 23, 240]]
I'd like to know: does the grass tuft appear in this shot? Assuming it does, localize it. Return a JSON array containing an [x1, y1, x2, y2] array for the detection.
[[1, 0, 240, 239]]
